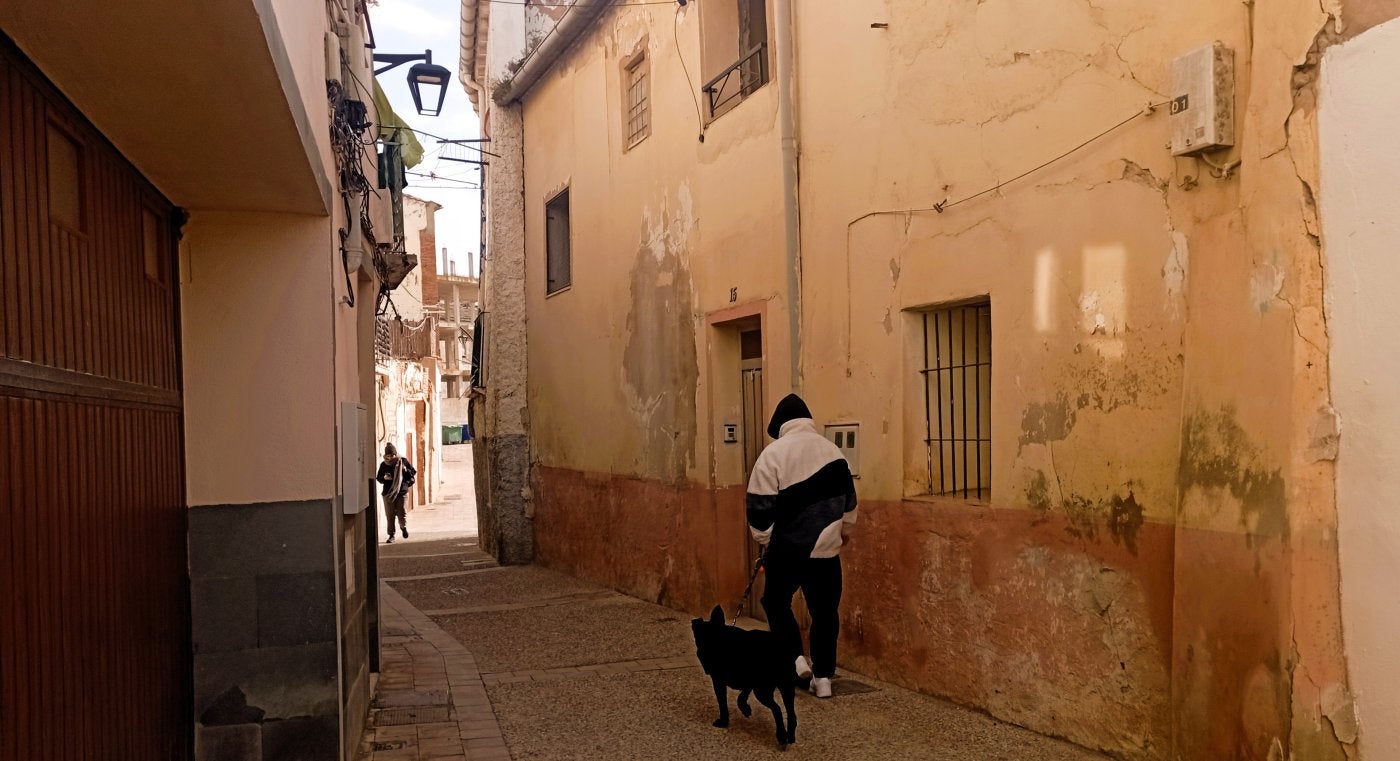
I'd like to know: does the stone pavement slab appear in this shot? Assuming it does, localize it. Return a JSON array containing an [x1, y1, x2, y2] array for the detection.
[[430, 594, 697, 674], [357, 584, 505, 761], [488, 666, 1108, 760], [386, 564, 603, 612]]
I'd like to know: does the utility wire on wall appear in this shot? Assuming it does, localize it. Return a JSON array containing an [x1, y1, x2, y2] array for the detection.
[[848, 101, 1170, 226], [842, 101, 1170, 373], [674, 3, 706, 142]]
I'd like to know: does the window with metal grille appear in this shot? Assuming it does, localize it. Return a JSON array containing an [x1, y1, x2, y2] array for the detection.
[[917, 301, 992, 499], [545, 189, 571, 295], [624, 53, 650, 148]]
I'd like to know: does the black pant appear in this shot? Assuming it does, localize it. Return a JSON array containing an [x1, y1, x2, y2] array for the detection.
[[384, 492, 407, 535], [761, 551, 843, 679]]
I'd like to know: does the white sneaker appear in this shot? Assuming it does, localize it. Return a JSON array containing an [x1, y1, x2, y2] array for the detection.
[[794, 655, 813, 679], [811, 677, 832, 698]]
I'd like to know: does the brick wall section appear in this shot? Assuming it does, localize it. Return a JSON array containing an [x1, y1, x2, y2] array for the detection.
[[420, 227, 439, 306]]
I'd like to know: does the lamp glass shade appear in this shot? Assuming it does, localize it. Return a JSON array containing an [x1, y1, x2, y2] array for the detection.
[[408, 62, 451, 116]]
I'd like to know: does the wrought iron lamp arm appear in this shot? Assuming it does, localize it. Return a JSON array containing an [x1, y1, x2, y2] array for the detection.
[[373, 50, 432, 76]]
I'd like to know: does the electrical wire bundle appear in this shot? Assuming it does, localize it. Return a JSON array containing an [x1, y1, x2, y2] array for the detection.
[[328, 76, 382, 307]]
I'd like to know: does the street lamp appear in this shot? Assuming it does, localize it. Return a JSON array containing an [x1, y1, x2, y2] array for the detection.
[[373, 50, 451, 117]]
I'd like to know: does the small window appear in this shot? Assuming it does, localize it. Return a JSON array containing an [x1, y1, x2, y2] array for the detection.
[[545, 189, 571, 295], [47, 122, 84, 231], [624, 53, 651, 148], [917, 301, 992, 499]]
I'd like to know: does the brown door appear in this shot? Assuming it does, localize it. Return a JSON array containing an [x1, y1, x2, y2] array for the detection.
[[0, 38, 191, 760], [740, 333, 766, 620]]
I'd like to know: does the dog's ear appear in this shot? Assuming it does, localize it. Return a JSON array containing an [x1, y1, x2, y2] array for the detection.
[[710, 605, 724, 624]]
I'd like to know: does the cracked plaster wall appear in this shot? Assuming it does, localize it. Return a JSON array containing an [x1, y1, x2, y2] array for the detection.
[[495, 0, 1397, 757], [520, 2, 787, 486], [796, 0, 1376, 757]]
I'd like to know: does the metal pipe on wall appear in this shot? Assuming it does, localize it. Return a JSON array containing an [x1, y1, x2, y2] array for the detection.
[[774, 0, 802, 392]]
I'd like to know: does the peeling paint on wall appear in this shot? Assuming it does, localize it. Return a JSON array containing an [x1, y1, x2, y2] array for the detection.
[[1251, 264, 1286, 315], [1020, 396, 1077, 446], [1163, 231, 1188, 311], [621, 191, 700, 483]]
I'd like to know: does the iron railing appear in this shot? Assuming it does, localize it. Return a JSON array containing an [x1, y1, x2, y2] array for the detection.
[[375, 317, 391, 362], [376, 316, 436, 362], [919, 302, 992, 500], [702, 43, 769, 118]]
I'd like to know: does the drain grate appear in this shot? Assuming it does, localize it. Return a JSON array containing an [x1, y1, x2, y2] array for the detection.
[[374, 705, 452, 725], [371, 740, 408, 751], [375, 689, 450, 709]]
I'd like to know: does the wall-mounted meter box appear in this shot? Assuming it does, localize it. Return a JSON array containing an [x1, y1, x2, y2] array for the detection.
[[1169, 42, 1235, 156], [825, 424, 860, 478], [340, 401, 369, 514]]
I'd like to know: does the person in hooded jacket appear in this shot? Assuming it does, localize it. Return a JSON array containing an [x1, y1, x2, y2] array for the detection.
[[376, 442, 416, 544], [746, 393, 858, 698]]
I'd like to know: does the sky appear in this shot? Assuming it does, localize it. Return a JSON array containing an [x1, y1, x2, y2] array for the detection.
[[370, 0, 484, 277]]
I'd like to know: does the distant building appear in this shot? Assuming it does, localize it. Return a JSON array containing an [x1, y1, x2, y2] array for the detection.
[[377, 195, 447, 508]]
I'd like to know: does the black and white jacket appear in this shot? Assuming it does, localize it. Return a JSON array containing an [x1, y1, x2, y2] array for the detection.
[[746, 418, 858, 558]]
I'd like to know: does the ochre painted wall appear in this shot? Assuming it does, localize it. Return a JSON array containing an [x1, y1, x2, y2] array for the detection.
[[183, 212, 337, 507], [513, 0, 1386, 757]]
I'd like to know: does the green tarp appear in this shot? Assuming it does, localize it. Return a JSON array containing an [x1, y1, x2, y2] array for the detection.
[[372, 78, 425, 169]]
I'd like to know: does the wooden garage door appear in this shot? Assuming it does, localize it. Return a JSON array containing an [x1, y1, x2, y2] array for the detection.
[[0, 36, 191, 760]]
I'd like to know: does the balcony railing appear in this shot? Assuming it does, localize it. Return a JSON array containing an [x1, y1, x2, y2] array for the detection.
[[702, 43, 769, 119], [375, 317, 436, 362]]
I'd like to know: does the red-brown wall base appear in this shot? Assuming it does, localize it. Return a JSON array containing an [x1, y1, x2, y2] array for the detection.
[[532, 466, 1295, 760]]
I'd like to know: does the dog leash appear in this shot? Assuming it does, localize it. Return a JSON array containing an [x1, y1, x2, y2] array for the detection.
[[729, 547, 766, 626]]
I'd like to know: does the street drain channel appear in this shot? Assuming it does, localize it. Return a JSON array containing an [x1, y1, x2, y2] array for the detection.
[[373, 705, 452, 725], [375, 689, 450, 708]]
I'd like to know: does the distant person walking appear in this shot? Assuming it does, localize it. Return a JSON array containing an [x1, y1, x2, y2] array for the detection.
[[377, 443, 416, 544], [746, 393, 858, 698]]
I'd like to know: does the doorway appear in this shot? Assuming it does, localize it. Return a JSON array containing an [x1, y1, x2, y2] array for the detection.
[[739, 328, 767, 620]]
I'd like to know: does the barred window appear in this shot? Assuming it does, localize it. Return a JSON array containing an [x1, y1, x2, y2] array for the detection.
[[624, 54, 650, 148], [917, 301, 992, 499]]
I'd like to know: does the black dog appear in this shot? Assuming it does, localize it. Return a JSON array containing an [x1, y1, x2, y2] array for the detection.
[[691, 605, 797, 747]]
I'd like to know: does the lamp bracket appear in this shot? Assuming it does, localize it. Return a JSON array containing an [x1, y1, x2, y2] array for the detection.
[[374, 50, 431, 76]]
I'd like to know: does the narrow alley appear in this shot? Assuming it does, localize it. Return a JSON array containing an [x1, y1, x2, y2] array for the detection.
[[358, 445, 1109, 760], [6, 0, 1400, 759]]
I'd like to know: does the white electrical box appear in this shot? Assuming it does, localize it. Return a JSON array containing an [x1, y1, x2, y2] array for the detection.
[[1170, 42, 1235, 156], [825, 424, 860, 478], [723, 423, 738, 443], [340, 401, 369, 514]]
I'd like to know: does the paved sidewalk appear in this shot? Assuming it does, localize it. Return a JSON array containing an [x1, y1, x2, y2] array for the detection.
[[357, 574, 507, 760]]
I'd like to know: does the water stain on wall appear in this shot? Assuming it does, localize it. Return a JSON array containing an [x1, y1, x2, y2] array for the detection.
[[1179, 407, 1288, 543], [1020, 395, 1077, 446], [622, 218, 699, 483]]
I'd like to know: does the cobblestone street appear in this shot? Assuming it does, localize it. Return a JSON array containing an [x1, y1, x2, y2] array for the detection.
[[357, 445, 1110, 760]]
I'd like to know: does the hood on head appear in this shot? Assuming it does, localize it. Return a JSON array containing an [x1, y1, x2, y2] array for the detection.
[[767, 393, 813, 439]]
